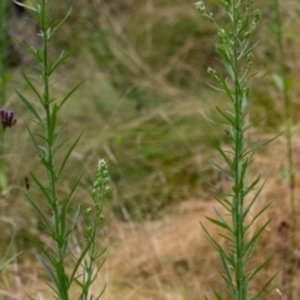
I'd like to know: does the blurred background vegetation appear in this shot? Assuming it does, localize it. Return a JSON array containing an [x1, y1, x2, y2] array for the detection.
[[3, 0, 300, 220], [1, 0, 300, 298]]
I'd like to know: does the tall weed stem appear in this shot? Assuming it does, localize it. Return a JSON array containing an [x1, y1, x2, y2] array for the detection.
[[195, 0, 273, 298], [15, 0, 108, 298]]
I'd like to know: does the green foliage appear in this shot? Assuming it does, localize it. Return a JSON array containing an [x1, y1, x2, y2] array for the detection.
[[195, 0, 274, 298], [15, 0, 108, 298]]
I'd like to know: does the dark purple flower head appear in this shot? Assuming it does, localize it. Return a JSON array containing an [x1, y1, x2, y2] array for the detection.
[[0, 109, 17, 131]]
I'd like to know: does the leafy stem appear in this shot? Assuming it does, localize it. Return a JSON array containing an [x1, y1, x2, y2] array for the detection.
[[15, 0, 108, 298], [195, 0, 273, 299]]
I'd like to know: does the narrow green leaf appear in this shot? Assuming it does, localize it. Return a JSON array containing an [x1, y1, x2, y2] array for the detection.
[[23, 193, 51, 232], [12, 37, 41, 60], [213, 207, 233, 233], [247, 256, 273, 281], [21, 72, 43, 104], [29, 172, 52, 204], [59, 80, 85, 108], [206, 216, 230, 230], [49, 51, 73, 75], [272, 73, 284, 91], [210, 287, 225, 300], [210, 139, 233, 169], [95, 285, 106, 300], [219, 78, 234, 102], [251, 274, 276, 300], [200, 222, 226, 255], [63, 206, 81, 254], [206, 82, 224, 93], [213, 195, 232, 212], [24, 121, 40, 152], [219, 253, 235, 293], [57, 133, 82, 177], [33, 239, 57, 266], [199, 169, 222, 194], [13, 0, 39, 12], [216, 106, 235, 125], [49, 104, 59, 143], [35, 254, 60, 290], [242, 115, 268, 132], [243, 133, 281, 157], [68, 172, 84, 200], [242, 179, 267, 221], [0, 252, 21, 271], [48, 7, 72, 41], [243, 175, 260, 196], [280, 165, 290, 184], [243, 220, 271, 256], [247, 202, 272, 229], [210, 160, 233, 181], [15, 90, 42, 123], [69, 239, 93, 284]]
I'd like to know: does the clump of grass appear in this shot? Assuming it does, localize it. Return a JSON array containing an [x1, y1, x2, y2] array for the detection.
[[14, 0, 109, 298], [195, 0, 275, 298]]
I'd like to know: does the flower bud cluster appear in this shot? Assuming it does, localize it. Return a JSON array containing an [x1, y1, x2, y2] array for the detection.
[[91, 159, 110, 216], [243, 9, 261, 39], [207, 67, 220, 82], [194, 1, 214, 22], [92, 159, 109, 198]]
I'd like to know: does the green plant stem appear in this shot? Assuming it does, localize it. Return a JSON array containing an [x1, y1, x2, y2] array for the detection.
[[195, 0, 274, 298], [274, 0, 296, 298], [15, 0, 108, 298], [232, 4, 245, 298], [40, 1, 68, 298]]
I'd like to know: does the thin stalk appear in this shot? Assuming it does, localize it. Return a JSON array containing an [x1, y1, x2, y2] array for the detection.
[[40, 1, 68, 298], [232, 2, 246, 298], [273, 0, 296, 298]]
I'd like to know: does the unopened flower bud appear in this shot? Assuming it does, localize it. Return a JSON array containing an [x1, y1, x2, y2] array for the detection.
[[194, 1, 206, 12]]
